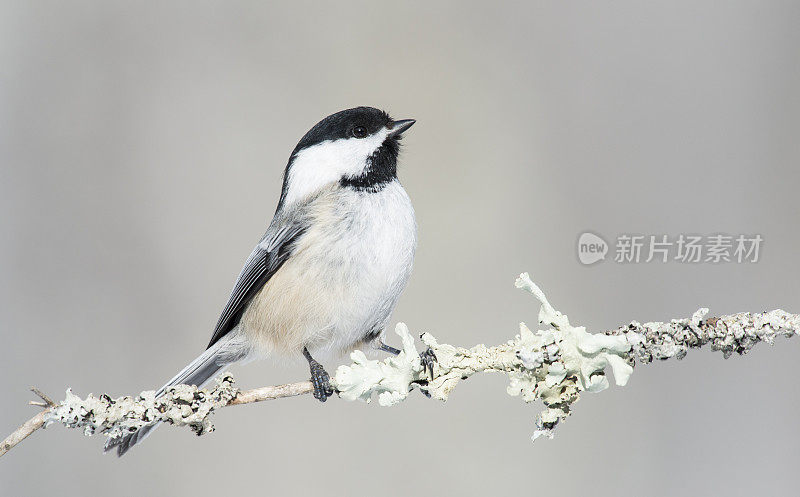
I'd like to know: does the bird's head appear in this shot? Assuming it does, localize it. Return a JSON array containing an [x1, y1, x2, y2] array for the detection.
[[278, 107, 415, 208]]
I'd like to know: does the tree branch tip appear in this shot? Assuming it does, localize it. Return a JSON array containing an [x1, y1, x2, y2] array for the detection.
[[30, 387, 55, 407]]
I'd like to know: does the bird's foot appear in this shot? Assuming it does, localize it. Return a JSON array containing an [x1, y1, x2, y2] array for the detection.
[[304, 347, 334, 402], [379, 339, 437, 379], [420, 346, 437, 380], [378, 341, 437, 398], [413, 347, 438, 399], [309, 361, 333, 402]]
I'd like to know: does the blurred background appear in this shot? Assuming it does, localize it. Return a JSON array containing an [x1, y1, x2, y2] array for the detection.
[[2, 2, 799, 496]]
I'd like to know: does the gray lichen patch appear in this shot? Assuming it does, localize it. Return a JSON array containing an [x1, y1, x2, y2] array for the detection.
[[46, 374, 238, 441], [610, 307, 800, 363]]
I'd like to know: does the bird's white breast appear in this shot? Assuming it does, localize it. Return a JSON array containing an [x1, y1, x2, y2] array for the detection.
[[241, 181, 417, 358]]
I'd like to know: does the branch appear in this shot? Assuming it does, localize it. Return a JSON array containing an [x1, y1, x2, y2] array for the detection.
[[2, 272, 797, 457], [0, 380, 313, 457]]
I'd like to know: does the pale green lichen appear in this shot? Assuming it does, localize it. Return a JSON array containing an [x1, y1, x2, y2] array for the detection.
[[509, 273, 633, 440], [334, 273, 635, 442], [333, 323, 426, 406]]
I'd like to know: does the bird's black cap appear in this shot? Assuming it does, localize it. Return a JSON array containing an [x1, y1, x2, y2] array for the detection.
[[294, 107, 393, 153]]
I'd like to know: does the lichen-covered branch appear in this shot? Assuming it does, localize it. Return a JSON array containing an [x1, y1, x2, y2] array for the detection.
[[2, 272, 798, 457], [607, 307, 799, 362], [0, 379, 313, 457], [334, 273, 798, 440]]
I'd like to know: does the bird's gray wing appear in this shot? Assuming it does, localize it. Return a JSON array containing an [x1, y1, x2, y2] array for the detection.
[[206, 218, 307, 348]]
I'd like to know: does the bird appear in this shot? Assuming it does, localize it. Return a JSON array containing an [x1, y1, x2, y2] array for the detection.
[[105, 107, 420, 456]]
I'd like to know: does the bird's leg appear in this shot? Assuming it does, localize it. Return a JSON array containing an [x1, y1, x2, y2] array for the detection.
[[377, 341, 401, 355], [303, 347, 334, 402], [375, 338, 438, 382]]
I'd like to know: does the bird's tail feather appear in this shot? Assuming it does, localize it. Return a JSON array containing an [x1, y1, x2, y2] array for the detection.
[[104, 330, 250, 457]]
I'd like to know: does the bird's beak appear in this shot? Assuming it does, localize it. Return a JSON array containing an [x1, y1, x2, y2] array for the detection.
[[388, 119, 416, 138]]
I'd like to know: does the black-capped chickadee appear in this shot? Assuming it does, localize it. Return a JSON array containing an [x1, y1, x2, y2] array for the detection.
[[106, 107, 418, 456]]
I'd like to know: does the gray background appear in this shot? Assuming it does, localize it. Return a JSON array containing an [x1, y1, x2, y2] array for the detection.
[[2, 2, 799, 496]]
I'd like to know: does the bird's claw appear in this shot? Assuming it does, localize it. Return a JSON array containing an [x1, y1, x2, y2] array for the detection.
[[309, 361, 334, 402], [420, 347, 437, 380]]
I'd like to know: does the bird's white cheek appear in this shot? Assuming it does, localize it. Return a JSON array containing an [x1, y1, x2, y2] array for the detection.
[[283, 130, 388, 206]]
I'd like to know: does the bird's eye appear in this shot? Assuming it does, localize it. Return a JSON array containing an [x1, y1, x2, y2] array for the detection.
[[352, 126, 368, 138]]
